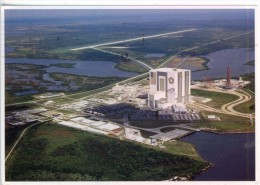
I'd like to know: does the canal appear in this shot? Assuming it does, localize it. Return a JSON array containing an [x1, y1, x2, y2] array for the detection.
[[181, 131, 255, 181]]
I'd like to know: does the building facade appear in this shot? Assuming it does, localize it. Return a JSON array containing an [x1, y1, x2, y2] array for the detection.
[[148, 68, 190, 109]]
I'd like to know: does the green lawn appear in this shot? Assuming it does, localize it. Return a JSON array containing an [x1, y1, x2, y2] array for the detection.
[[233, 89, 255, 114], [115, 61, 148, 74], [6, 123, 208, 181], [191, 89, 239, 109], [193, 111, 254, 133], [162, 141, 204, 162]]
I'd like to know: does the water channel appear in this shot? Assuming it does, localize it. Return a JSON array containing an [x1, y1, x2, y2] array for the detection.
[[181, 132, 255, 181], [5, 58, 138, 77], [192, 48, 255, 80]]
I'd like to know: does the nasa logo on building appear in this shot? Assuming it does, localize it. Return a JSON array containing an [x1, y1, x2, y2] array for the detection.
[[168, 77, 174, 84]]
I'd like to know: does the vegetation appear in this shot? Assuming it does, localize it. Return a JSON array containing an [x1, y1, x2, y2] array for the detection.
[[244, 60, 254, 65], [240, 73, 255, 92], [233, 90, 255, 114], [181, 32, 255, 56], [140, 130, 157, 138], [162, 140, 204, 161], [160, 127, 176, 133], [49, 63, 76, 68], [49, 72, 125, 92], [5, 92, 33, 105], [5, 125, 27, 155], [6, 123, 208, 181], [165, 56, 209, 71], [115, 61, 148, 74], [191, 89, 239, 109], [193, 111, 254, 133], [5, 63, 47, 70]]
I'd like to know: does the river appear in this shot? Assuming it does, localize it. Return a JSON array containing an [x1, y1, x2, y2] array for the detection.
[[181, 132, 255, 181], [192, 48, 255, 80], [5, 58, 138, 77]]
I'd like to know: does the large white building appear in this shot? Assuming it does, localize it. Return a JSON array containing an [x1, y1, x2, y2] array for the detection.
[[148, 68, 191, 109]]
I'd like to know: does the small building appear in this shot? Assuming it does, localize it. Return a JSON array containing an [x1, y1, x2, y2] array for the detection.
[[207, 115, 216, 119], [109, 127, 124, 136], [44, 100, 54, 106]]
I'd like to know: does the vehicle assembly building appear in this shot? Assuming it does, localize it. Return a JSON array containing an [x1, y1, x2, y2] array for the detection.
[[148, 68, 191, 109]]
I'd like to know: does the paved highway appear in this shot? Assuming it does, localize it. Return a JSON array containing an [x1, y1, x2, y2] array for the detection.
[[93, 47, 153, 70], [159, 31, 254, 68], [6, 31, 254, 107], [5, 119, 52, 162], [70, 29, 196, 51], [191, 87, 253, 118]]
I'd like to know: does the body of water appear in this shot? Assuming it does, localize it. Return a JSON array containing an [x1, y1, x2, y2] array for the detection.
[[15, 89, 39, 96], [5, 47, 15, 54], [5, 58, 138, 77], [192, 48, 255, 80], [181, 132, 255, 181], [145, 53, 165, 58]]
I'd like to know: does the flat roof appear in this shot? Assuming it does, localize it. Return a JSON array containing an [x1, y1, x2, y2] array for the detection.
[[150, 67, 190, 73]]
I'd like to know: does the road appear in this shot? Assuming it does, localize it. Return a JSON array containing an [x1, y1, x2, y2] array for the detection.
[[93, 47, 153, 70], [5, 119, 52, 162], [175, 56, 190, 68], [157, 31, 253, 69], [190, 87, 253, 118], [129, 124, 200, 134], [6, 31, 254, 107], [70, 29, 196, 51]]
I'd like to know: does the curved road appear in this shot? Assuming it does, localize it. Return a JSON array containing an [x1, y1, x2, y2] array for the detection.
[[5, 122, 40, 162], [191, 87, 253, 118]]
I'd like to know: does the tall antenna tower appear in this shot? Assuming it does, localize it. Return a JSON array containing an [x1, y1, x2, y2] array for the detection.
[[226, 65, 231, 88]]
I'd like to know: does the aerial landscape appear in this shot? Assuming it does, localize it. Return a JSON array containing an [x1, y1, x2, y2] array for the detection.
[[3, 9, 255, 181]]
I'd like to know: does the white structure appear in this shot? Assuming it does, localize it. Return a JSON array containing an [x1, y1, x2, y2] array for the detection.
[[124, 128, 153, 145], [112, 85, 138, 94], [148, 68, 190, 109]]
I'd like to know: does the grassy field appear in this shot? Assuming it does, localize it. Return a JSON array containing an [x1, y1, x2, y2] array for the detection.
[[165, 56, 208, 71], [181, 32, 255, 56], [5, 125, 28, 156], [191, 89, 239, 109], [6, 63, 47, 70], [140, 130, 157, 138], [115, 61, 148, 74], [49, 63, 76, 68], [193, 111, 254, 133], [6, 123, 208, 181], [240, 73, 255, 92], [162, 140, 204, 162], [5, 93, 34, 105], [49, 72, 125, 92], [233, 89, 255, 114]]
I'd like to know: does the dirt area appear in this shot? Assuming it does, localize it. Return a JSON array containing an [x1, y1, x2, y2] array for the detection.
[[164, 57, 182, 68], [165, 56, 208, 71], [34, 127, 75, 138]]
